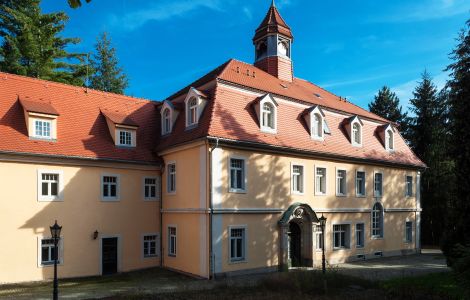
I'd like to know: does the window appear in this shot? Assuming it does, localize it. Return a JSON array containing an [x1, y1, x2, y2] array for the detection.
[[144, 177, 158, 200], [143, 235, 158, 258], [356, 171, 366, 197], [405, 221, 413, 243], [315, 167, 327, 195], [374, 173, 383, 197], [167, 163, 176, 193], [118, 130, 132, 146], [336, 169, 347, 196], [102, 175, 119, 200], [229, 227, 246, 262], [41, 238, 60, 265], [38, 170, 63, 201], [261, 102, 275, 131], [229, 158, 245, 192], [312, 113, 323, 139], [386, 129, 394, 150], [187, 97, 198, 126], [291, 165, 304, 194], [352, 122, 361, 145], [315, 225, 323, 250], [162, 108, 171, 135], [333, 224, 350, 249], [34, 119, 52, 139], [168, 227, 177, 256], [372, 203, 383, 238], [405, 176, 413, 197], [356, 223, 365, 248]]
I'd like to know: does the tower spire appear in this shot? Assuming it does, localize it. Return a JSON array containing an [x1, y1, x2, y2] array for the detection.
[[271, 0, 275, 7]]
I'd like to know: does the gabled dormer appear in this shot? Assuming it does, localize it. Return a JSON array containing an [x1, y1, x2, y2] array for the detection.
[[101, 109, 138, 148], [254, 94, 278, 134], [161, 100, 179, 135], [378, 123, 395, 151], [344, 115, 363, 147], [303, 105, 330, 141], [184, 87, 208, 128], [19, 97, 59, 141]]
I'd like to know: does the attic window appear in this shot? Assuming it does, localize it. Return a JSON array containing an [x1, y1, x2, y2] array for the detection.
[[312, 113, 323, 139], [184, 87, 208, 128], [118, 130, 132, 146], [187, 97, 198, 126], [162, 108, 171, 135], [19, 98, 59, 141], [34, 120, 52, 139], [261, 103, 276, 131], [352, 123, 361, 145], [386, 129, 394, 150]]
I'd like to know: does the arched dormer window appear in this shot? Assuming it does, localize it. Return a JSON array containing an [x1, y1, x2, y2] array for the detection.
[[386, 129, 394, 150], [371, 202, 383, 238], [352, 122, 362, 146], [187, 97, 198, 126], [163, 108, 171, 135], [313, 113, 323, 139], [262, 103, 274, 129]]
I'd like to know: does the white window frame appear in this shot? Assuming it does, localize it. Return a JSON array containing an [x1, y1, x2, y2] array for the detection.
[[355, 223, 365, 248], [386, 128, 394, 150], [405, 221, 413, 243], [332, 223, 351, 250], [315, 225, 323, 251], [167, 225, 177, 257], [187, 97, 198, 126], [101, 174, 120, 201], [228, 225, 247, 263], [291, 163, 305, 195], [371, 202, 384, 239], [162, 107, 172, 135], [315, 166, 327, 196], [117, 129, 133, 147], [37, 169, 64, 202], [405, 175, 413, 197], [312, 112, 324, 140], [142, 233, 160, 259], [143, 176, 159, 201], [374, 172, 383, 197], [336, 168, 347, 197], [166, 162, 176, 194], [355, 170, 366, 197], [351, 121, 362, 147], [37, 236, 64, 267], [33, 119, 53, 139], [228, 156, 247, 193], [259, 96, 277, 134]]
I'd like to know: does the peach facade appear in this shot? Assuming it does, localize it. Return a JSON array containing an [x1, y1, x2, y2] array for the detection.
[[0, 155, 160, 283]]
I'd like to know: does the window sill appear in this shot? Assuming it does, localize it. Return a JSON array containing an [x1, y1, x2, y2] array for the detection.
[[101, 198, 120, 202], [336, 194, 347, 197], [315, 192, 327, 196], [144, 198, 159, 202], [40, 262, 63, 267], [371, 236, 384, 240], [260, 128, 277, 134], [229, 189, 247, 194], [229, 259, 247, 265], [185, 124, 198, 131], [38, 198, 63, 202], [333, 247, 350, 251], [144, 255, 158, 259], [116, 145, 135, 149], [166, 192, 176, 196], [168, 254, 176, 257], [355, 194, 366, 198], [356, 246, 365, 249], [311, 136, 324, 141], [30, 137, 57, 142], [291, 191, 304, 195]]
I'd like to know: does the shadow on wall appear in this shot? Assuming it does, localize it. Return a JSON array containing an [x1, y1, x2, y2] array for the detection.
[[15, 101, 159, 281]]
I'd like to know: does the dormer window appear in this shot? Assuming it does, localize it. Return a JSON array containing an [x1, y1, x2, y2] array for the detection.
[[19, 98, 59, 141], [187, 97, 198, 126], [313, 113, 323, 139], [379, 124, 395, 151], [184, 87, 208, 128], [118, 129, 132, 146], [255, 94, 278, 134], [386, 129, 394, 150], [303, 105, 326, 140], [162, 108, 171, 135], [101, 109, 138, 148], [346, 116, 363, 147], [262, 103, 275, 129], [352, 123, 361, 145], [34, 119, 52, 139]]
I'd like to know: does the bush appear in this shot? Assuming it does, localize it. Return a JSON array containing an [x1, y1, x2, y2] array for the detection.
[[449, 244, 470, 297]]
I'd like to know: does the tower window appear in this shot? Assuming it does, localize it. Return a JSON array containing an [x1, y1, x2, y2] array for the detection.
[[278, 40, 290, 57], [256, 40, 267, 60]]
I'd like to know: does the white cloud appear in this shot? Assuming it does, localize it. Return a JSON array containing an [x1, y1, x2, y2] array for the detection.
[[242, 6, 253, 20], [111, 0, 225, 31], [368, 0, 470, 23], [320, 73, 392, 89]]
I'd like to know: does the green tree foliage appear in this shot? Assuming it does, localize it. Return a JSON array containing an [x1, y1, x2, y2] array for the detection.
[[408, 71, 454, 246], [89, 32, 128, 94], [0, 0, 86, 85], [68, 0, 91, 9], [442, 19, 470, 287]]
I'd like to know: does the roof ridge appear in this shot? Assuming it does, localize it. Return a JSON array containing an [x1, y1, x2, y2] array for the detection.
[[0, 71, 155, 104]]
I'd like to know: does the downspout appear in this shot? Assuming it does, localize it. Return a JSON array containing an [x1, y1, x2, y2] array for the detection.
[[208, 137, 219, 279], [160, 162, 165, 268], [416, 168, 426, 254]]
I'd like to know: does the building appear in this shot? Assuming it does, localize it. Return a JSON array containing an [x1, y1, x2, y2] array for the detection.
[[0, 2, 424, 283]]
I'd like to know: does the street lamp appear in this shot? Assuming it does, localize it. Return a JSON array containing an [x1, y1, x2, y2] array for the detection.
[[50, 220, 62, 300], [319, 214, 327, 274]]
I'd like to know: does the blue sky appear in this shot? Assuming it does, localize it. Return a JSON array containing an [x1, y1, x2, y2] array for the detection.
[[42, 0, 469, 111]]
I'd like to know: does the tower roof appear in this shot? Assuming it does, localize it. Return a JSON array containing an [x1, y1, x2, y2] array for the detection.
[[253, 1, 293, 42]]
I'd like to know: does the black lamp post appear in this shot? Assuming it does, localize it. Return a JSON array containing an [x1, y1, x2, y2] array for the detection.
[[50, 220, 62, 300], [319, 214, 327, 274]]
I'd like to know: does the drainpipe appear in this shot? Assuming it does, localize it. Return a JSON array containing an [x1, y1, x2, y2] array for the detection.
[[160, 162, 165, 268], [208, 137, 219, 279]]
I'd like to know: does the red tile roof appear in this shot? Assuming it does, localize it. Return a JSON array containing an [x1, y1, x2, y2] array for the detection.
[[253, 2, 293, 41], [0, 72, 159, 164], [101, 109, 139, 127], [19, 97, 60, 116]]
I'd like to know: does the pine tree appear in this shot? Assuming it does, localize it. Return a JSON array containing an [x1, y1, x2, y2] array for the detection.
[[0, 0, 86, 85], [89, 32, 128, 94], [408, 71, 453, 247], [443, 19, 470, 283], [368, 86, 410, 139]]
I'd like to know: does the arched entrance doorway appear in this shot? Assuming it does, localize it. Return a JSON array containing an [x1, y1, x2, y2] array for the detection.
[[279, 203, 319, 269]]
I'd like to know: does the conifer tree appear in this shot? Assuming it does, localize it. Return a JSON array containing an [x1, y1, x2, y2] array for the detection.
[[443, 19, 470, 287], [408, 71, 453, 246], [68, 0, 90, 8], [369, 86, 410, 140], [89, 32, 128, 94], [0, 0, 86, 85]]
